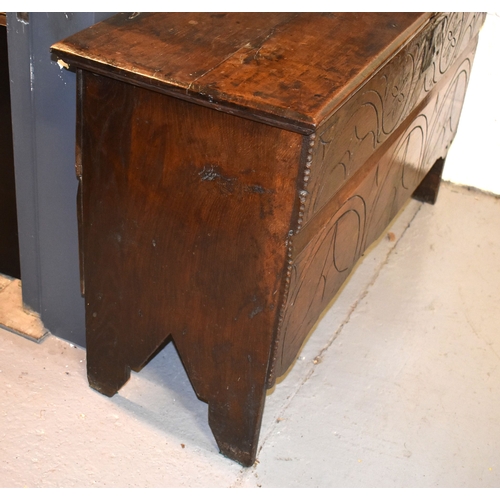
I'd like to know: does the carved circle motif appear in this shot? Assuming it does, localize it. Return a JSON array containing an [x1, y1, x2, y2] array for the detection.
[[333, 209, 362, 273], [401, 115, 427, 190], [424, 60, 470, 168], [270, 13, 484, 384], [279, 194, 366, 366]]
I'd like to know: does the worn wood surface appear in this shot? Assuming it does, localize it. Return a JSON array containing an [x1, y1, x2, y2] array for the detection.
[[51, 12, 430, 134], [299, 12, 485, 226], [78, 71, 303, 466], [269, 41, 478, 381], [0, 13, 6, 27], [52, 12, 484, 466]]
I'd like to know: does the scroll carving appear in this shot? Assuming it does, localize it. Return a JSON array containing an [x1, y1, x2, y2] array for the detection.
[[270, 50, 475, 381], [302, 12, 485, 226]]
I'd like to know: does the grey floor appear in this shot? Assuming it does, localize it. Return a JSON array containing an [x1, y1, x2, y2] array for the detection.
[[1, 181, 499, 487]]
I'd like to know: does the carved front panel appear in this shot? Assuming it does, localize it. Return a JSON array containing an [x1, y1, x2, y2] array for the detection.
[[269, 42, 478, 381], [301, 12, 485, 227]]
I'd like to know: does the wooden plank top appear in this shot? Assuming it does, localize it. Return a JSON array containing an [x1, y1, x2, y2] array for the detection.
[[51, 12, 431, 134], [0, 13, 6, 27]]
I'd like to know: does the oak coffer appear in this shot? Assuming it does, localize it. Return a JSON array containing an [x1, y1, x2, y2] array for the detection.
[[51, 12, 485, 466]]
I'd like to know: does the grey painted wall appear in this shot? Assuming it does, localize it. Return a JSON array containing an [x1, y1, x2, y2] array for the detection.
[[7, 13, 116, 347]]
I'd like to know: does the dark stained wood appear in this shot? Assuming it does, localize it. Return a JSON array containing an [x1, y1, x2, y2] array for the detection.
[[300, 12, 485, 226], [76, 69, 85, 295], [269, 41, 478, 381], [79, 71, 303, 466], [413, 157, 446, 204], [0, 13, 6, 27], [51, 12, 430, 133], [51, 12, 484, 466]]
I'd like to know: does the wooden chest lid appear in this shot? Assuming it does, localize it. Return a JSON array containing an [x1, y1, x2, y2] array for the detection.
[[51, 12, 431, 134]]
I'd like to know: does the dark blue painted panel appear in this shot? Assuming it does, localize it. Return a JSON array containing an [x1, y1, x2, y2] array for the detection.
[[7, 13, 116, 346]]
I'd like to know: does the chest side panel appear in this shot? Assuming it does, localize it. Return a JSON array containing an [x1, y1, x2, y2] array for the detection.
[[78, 72, 304, 401]]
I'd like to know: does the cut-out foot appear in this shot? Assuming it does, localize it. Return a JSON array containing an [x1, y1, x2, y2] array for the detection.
[[208, 391, 266, 467], [413, 157, 446, 205], [87, 361, 131, 397]]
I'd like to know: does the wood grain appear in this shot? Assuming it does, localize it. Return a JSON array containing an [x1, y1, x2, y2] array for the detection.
[[51, 12, 430, 134], [269, 43, 478, 381], [79, 71, 303, 465], [301, 12, 486, 226], [53, 11, 484, 466]]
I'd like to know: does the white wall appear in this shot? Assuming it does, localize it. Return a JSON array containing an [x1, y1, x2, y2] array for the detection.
[[444, 13, 500, 195]]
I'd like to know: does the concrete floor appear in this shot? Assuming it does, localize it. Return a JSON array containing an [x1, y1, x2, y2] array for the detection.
[[1, 182, 499, 487]]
